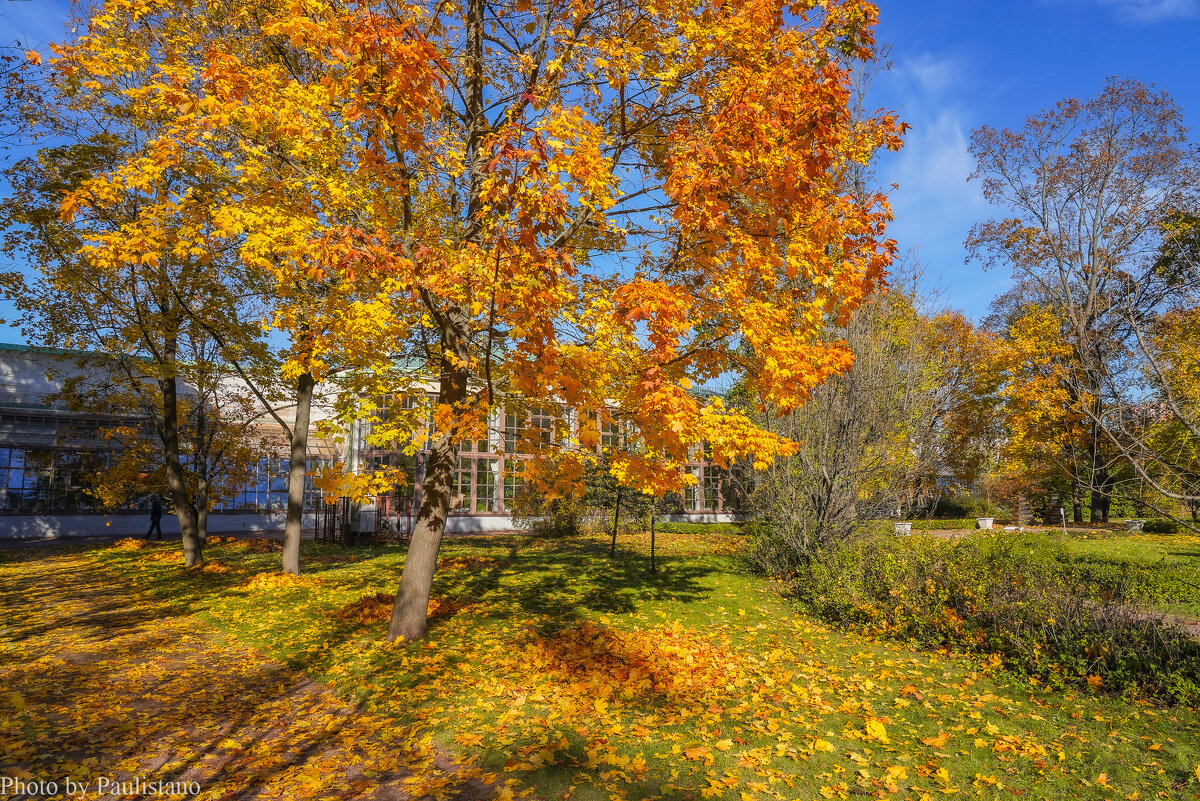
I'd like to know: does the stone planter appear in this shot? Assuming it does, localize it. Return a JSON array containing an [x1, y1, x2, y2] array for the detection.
[[893, 522, 913, 536], [1125, 519, 1145, 532], [976, 517, 994, 530]]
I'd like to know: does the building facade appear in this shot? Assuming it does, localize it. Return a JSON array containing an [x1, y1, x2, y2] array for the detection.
[[0, 343, 746, 538]]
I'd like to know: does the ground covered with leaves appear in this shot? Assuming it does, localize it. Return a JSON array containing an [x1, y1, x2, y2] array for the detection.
[[1, 531, 1198, 800]]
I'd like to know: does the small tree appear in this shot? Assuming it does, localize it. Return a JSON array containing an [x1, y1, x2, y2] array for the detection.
[[746, 287, 989, 567]]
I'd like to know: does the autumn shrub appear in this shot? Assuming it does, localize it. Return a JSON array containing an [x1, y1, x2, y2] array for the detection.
[[1060, 555, 1200, 606], [743, 518, 814, 578], [784, 531, 1200, 704], [508, 477, 593, 537]]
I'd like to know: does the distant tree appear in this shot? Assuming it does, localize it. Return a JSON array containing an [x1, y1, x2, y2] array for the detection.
[[967, 77, 1200, 523], [746, 286, 983, 565]]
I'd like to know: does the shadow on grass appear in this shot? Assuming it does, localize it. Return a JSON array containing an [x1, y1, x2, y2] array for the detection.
[[0, 551, 493, 800], [2, 534, 741, 800]]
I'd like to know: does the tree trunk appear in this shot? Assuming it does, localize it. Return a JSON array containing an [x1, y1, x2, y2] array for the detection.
[[387, 0, 480, 642], [282, 372, 315, 575], [197, 479, 209, 541], [159, 363, 203, 566], [610, 485, 621, 558], [388, 312, 469, 642], [649, 511, 656, 574]]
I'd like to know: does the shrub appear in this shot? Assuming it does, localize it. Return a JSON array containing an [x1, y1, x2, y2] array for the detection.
[[1060, 554, 1200, 606], [508, 483, 586, 537], [774, 529, 1200, 704], [916, 494, 1008, 520], [1142, 518, 1182, 534]]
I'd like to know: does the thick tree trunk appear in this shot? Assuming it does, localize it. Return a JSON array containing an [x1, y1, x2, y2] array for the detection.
[[387, 0, 481, 643], [160, 367, 203, 567], [388, 313, 469, 642], [282, 372, 315, 575]]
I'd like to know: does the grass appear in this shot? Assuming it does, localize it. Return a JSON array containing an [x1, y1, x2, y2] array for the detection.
[[3, 531, 1199, 800]]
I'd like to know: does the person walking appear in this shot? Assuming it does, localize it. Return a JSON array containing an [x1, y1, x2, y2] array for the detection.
[[146, 493, 163, 540]]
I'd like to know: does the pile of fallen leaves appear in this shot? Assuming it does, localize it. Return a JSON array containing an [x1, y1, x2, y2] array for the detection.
[[712, 538, 748, 556], [439, 555, 499, 571], [141, 550, 180, 563], [522, 620, 751, 707], [242, 572, 322, 591], [188, 560, 235, 575], [236, 538, 284, 553], [110, 537, 155, 550], [334, 593, 470, 625]]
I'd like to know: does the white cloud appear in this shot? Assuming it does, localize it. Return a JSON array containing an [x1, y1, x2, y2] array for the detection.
[[1085, 0, 1198, 22], [869, 53, 1000, 317]]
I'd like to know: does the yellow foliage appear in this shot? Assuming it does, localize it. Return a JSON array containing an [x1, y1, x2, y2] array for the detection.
[[242, 573, 324, 591]]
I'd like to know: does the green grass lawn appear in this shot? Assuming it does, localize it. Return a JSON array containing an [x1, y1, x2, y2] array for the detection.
[[1062, 530, 1200, 618], [44, 530, 1195, 800]]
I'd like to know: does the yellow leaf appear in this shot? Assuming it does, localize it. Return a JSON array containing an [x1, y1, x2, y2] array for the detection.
[[714, 739, 734, 751], [864, 719, 889, 744]]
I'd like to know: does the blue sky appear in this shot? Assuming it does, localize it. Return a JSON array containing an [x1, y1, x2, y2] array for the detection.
[[869, 0, 1200, 318], [2, 0, 1199, 337]]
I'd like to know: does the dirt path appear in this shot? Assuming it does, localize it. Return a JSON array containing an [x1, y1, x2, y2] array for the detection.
[[0, 550, 495, 800]]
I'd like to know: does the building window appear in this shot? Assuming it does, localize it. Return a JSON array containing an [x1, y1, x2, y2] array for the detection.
[[503, 408, 521, 454], [503, 470, 522, 511], [702, 465, 723, 511], [683, 465, 701, 511], [452, 457, 472, 511], [600, 418, 621, 452], [530, 408, 554, 445], [475, 458, 499, 512]]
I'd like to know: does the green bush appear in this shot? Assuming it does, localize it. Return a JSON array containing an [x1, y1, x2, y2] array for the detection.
[[919, 494, 1009, 520], [1142, 518, 1182, 534], [1059, 554, 1200, 606], [775, 530, 1200, 704]]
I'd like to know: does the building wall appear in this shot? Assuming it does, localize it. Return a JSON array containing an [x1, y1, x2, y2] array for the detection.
[[1, 346, 750, 539]]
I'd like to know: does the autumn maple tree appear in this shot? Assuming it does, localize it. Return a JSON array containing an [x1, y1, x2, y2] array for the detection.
[[46, 0, 903, 640]]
